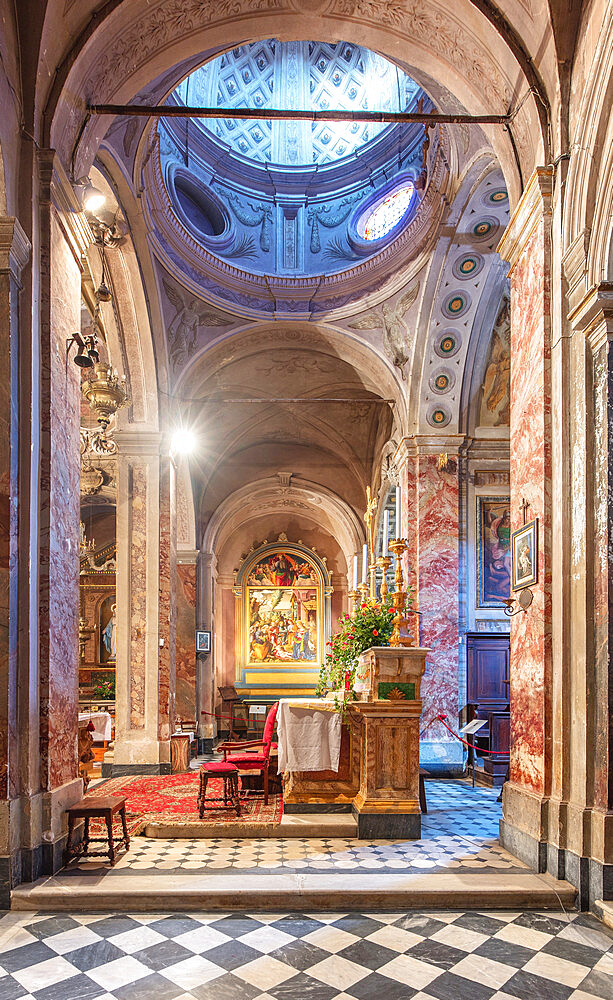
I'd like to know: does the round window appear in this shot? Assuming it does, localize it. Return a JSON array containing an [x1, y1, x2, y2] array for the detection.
[[358, 182, 416, 241]]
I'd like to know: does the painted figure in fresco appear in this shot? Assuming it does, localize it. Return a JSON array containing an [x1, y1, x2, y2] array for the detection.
[[268, 553, 296, 586], [484, 507, 511, 601], [480, 299, 511, 427], [102, 603, 117, 660]]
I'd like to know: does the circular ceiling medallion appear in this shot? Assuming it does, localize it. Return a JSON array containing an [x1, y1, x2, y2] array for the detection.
[[472, 217, 499, 242], [427, 405, 451, 428], [452, 253, 484, 280], [434, 330, 462, 358], [443, 291, 471, 318], [429, 369, 455, 394], [485, 187, 509, 205]]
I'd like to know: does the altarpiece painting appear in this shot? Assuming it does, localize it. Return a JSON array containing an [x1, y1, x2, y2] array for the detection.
[[246, 551, 320, 664]]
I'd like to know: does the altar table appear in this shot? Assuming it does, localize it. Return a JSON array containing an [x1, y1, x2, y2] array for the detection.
[[282, 646, 429, 838], [277, 699, 342, 773], [78, 711, 112, 743]]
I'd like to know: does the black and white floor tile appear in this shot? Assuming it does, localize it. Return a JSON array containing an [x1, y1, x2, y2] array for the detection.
[[67, 780, 521, 878], [0, 909, 611, 1000]]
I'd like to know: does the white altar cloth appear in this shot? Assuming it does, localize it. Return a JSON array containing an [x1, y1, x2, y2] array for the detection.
[[78, 711, 112, 742], [277, 699, 342, 773]]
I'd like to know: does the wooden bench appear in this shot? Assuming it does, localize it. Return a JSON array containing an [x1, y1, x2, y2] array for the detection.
[[65, 795, 130, 865]]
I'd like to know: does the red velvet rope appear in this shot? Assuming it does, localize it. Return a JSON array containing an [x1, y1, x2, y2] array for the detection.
[[435, 713, 507, 756], [201, 709, 243, 722]]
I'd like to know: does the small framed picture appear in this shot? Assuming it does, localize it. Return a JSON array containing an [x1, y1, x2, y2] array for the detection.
[[196, 630, 211, 654], [511, 518, 538, 591]]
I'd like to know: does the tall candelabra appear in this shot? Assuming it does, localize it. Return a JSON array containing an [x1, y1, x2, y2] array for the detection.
[[348, 588, 360, 611], [388, 538, 414, 647], [377, 555, 392, 601]]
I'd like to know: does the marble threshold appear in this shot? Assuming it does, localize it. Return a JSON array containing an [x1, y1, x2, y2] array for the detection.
[[145, 813, 358, 838], [11, 870, 576, 913]]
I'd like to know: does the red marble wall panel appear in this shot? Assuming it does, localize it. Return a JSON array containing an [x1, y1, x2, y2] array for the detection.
[[406, 452, 460, 739], [39, 211, 81, 789], [129, 463, 147, 727], [176, 563, 196, 722], [509, 219, 552, 794]]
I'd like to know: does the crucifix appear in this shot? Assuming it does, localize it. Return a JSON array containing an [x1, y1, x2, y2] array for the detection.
[[520, 497, 530, 525]]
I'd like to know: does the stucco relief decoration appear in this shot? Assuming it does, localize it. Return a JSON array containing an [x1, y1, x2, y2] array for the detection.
[[347, 282, 419, 378], [479, 297, 511, 427], [162, 277, 235, 367]]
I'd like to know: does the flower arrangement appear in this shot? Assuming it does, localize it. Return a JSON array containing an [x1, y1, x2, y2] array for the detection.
[[93, 677, 115, 700], [316, 598, 396, 712]]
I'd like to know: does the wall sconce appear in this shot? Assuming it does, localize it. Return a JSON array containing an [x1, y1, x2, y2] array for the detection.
[[437, 452, 457, 474], [503, 588, 534, 617], [66, 331, 99, 369], [76, 178, 106, 213]]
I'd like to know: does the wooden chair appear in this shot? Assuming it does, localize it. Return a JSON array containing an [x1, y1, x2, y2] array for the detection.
[[216, 702, 279, 804]]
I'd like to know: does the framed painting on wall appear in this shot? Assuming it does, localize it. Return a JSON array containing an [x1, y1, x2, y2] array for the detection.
[[511, 518, 538, 591], [99, 594, 116, 663], [476, 496, 511, 607]]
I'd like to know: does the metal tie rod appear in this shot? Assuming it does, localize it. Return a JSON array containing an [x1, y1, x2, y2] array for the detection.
[[88, 105, 510, 126]]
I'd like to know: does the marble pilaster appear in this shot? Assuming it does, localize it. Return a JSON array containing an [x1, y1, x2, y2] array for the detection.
[[498, 169, 555, 870], [396, 436, 464, 774], [176, 552, 197, 723], [113, 431, 177, 772], [196, 551, 216, 746]]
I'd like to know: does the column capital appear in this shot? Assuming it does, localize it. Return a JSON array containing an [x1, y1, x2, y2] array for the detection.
[[497, 167, 553, 273], [0, 217, 31, 278], [568, 282, 613, 352], [113, 429, 162, 455], [393, 434, 468, 462], [37, 149, 92, 264], [177, 549, 199, 565]]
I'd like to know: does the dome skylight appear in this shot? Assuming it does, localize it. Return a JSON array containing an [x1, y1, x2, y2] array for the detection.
[[360, 183, 416, 241], [173, 40, 420, 166]]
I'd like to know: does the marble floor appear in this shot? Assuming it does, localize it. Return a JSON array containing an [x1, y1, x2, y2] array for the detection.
[[65, 780, 515, 877], [0, 908, 611, 1000]]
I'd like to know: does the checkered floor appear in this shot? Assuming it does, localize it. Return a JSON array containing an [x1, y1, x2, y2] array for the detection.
[[67, 780, 521, 877], [0, 909, 611, 999]]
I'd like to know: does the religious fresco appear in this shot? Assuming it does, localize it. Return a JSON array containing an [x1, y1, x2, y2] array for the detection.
[[476, 496, 511, 607], [246, 551, 320, 664], [479, 298, 510, 427]]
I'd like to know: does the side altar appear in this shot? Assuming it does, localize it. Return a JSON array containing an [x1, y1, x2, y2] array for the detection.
[[282, 645, 429, 838]]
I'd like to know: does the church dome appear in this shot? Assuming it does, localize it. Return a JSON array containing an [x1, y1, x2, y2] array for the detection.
[[173, 40, 421, 167]]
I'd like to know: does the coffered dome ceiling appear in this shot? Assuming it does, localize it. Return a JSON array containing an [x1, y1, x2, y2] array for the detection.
[[174, 40, 421, 166]]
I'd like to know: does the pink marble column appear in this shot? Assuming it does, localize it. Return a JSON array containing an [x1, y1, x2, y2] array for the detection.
[[398, 438, 463, 773], [176, 557, 197, 723], [114, 432, 177, 771], [36, 154, 88, 866], [0, 219, 30, 837], [498, 170, 554, 863]]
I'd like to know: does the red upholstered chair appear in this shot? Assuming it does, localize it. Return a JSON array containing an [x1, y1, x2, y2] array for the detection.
[[215, 702, 279, 804]]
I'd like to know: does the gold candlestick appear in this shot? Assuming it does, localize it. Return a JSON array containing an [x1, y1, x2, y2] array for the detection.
[[348, 588, 360, 611], [368, 561, 377, 600], [377, 556, 392, 601], [388, 538, 414, 647], [358, 581, 369, 604]]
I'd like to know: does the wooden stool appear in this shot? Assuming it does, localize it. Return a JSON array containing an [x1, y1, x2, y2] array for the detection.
[[198, 762, 241, 818], [65, 795, 130, 866]]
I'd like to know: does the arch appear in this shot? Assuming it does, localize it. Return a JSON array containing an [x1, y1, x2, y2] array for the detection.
[[43, 0, 549, 204]]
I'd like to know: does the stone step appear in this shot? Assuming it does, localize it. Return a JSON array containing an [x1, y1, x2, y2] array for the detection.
[[12, 871, 576, 913], [143, 812, 358, 839]]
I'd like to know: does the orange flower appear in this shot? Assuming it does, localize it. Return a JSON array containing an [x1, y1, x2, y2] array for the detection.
[[372, 629, 379, 636]]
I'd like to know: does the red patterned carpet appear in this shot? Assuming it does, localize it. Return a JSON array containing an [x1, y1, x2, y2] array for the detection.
[[88, 772, 283, 837]]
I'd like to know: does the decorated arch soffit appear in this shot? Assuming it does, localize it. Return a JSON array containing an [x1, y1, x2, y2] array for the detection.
[[202, 477, 364, 574]]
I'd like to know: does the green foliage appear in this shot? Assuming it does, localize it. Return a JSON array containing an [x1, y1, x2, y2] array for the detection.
[[316, 598, 395, 710], [93, 677, 115, 699]]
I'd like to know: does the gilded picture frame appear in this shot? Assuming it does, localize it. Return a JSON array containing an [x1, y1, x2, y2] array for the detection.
[[511, 518, 538, 591]]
